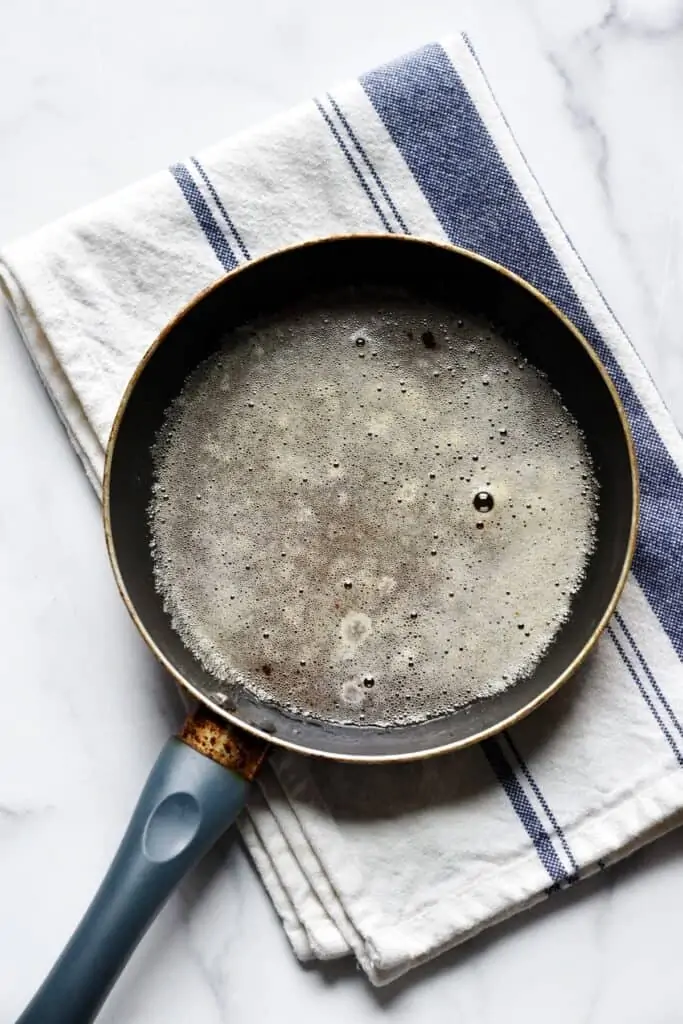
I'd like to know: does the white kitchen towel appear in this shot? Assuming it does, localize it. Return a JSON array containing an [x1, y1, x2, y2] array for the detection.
[[2, 34, 683, 986]]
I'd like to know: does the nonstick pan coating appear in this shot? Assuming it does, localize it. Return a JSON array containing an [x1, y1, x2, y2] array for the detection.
[[104, 236, 638, 762]]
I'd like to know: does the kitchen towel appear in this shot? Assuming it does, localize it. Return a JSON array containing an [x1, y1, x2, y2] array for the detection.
[[2, 34, 683, 986]]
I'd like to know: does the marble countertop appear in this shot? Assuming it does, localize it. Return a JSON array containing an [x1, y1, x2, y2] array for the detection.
[[1, 1, 682, 1021]]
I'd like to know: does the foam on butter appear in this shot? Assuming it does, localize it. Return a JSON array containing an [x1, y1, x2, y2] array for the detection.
[[149, 287, 597, 726]]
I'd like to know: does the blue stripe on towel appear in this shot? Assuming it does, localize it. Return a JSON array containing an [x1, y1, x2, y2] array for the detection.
[[189, 157, 251, 262], [326, 94, 409, 233], [503, 732, 579, 876], [169, 162, 239, 272], [608, 625, 683, 766], [481, 739, 569, 884], [314, 98, 394, 232], [615, 610, 683, 743], [361, 43, 683, 661]]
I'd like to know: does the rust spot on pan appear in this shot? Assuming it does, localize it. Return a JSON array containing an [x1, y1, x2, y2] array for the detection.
[[177, 707, 269, 780]]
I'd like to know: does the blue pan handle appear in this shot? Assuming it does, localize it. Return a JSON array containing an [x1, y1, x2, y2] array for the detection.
[[16, 712, 267, 1024]]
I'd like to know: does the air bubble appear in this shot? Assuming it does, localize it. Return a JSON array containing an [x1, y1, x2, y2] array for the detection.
[[473, 491, 494, 513]]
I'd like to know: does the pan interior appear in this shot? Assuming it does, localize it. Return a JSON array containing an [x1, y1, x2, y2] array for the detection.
[[107, 237, 635, 760], [148, 286, 597, 730]]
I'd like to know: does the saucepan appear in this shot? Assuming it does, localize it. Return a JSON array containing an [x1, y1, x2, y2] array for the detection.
[[17, 236, 638, 1023]]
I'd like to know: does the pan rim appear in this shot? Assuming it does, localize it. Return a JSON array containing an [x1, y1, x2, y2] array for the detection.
[[102, 234, 639, 763]]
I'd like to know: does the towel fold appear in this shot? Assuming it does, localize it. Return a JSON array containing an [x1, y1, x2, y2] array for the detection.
[[3, 34, 683, 986]]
